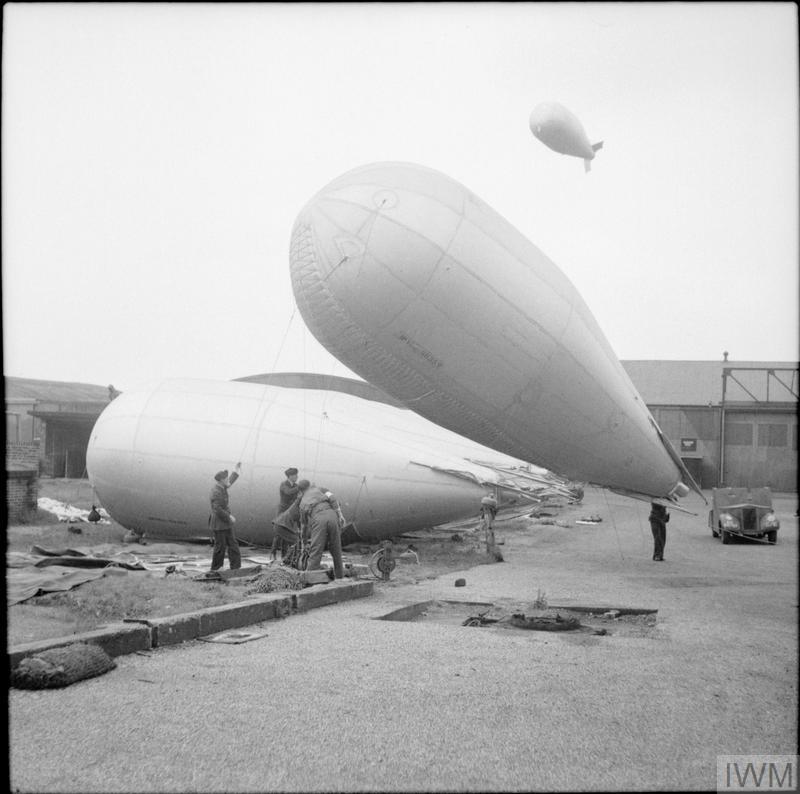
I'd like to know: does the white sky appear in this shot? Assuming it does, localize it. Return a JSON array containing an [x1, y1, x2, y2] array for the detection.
[[3, 2, 798, 391]]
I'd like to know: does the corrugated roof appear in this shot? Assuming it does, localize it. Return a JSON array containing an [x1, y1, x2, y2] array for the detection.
[[29, 408, 106, 422], [4, 376, 111, 403], [621, 360, 798, 406]]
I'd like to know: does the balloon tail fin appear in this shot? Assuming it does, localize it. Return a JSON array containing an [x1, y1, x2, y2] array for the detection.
[[584, 158, 591, 173], [592, 141, 604, 152]]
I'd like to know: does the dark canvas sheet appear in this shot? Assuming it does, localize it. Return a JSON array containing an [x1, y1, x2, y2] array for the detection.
[[6, 544, 275, 605], [7, 565, 110, 606]]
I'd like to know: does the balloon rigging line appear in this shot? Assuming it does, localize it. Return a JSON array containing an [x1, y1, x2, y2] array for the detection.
[[233, 307, 301, 469], [634, 499, 647, 548], [236, 386, 281, 471], [602, 487, 625, 562], [310, 356, 341, 476], [351, 475, 368, 523], [271, 305, 298, 372]]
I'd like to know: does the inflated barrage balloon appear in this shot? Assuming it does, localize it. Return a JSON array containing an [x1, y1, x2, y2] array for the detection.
[[289, 161, 699, 502], [529, 101, 603, 172]]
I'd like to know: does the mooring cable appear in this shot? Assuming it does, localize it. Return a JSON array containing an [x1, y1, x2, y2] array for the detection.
[[601, 487, 625, 562]]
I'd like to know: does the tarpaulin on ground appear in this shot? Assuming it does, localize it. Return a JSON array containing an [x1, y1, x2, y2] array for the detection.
[[7, 547, 149, 606], [7, 565, 112, 606], [12, 546, 148, 571], [33, 556, 146, 570]]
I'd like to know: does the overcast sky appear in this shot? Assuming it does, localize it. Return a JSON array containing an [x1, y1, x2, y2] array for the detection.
[[3, 2, 798, 391]]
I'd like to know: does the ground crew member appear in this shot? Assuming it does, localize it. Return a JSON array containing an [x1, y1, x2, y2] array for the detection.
[[649, 502, 669, 561], [272, 467, 300, 558], [480, 493, 501, 559], [209, 463, 242, 571], [297, 479, 344, 579], [480, 494, 498, 533], [278, 467, 300, 512]]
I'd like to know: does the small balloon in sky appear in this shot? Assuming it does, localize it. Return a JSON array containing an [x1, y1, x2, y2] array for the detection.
[[529, 101, 603, 172]]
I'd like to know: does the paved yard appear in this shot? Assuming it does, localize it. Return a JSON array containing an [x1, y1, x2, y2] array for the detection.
[[9, 489, 798, 792]]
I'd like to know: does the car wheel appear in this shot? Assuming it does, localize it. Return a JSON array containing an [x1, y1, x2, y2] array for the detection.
[[721, 530, 731, 545], [767, 531, 777, 544]]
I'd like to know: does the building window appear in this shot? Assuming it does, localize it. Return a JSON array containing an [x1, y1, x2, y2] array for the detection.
[[726, 423, 753, 446], [757, 423, 788, 448]]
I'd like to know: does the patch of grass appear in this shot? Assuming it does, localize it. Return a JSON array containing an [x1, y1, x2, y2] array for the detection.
[[13, 507, 50, 525], [6, 520, 128, 552], [32, 574, 247, 632], [8, 602, 82, 646]]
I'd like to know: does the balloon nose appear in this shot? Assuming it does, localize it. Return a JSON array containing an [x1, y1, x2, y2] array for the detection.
[[290, 169, 462, 333]]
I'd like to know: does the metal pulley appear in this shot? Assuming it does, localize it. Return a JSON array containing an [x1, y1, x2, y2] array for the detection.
[[369, 541, 396, 581]]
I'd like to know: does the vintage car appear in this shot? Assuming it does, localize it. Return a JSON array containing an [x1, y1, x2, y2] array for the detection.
[[708, 486, 780, 544]]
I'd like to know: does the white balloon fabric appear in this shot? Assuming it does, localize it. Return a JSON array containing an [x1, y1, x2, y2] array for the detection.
[[290, 161, 697, 502]]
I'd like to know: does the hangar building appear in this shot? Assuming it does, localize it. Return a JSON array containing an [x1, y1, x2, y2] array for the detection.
[[5, 377, 113, 478], [623, 359, 797, 491]]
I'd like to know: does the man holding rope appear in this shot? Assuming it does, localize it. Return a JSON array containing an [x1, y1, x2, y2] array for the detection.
[[209, 462, 242, 571]]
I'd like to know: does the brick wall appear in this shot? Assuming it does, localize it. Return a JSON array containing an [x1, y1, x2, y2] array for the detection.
[[6, 442, 40, 523], [6, 470, 38, 523], [6, 441, 41, 471]]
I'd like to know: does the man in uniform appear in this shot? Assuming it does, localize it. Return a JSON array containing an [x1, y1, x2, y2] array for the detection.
[[209, 463, 242, 571], [297, 479, 344, 579], [649, 502, 669, 561], [271, 467, 300, 559], [480, 494, 498, 534], [480, 493, 502, 561]]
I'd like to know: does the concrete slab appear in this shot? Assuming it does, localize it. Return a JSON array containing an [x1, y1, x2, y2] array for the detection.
[[375, 599, 493, 622], [294, 580, 373, 611], [547, 603, 658, 615], [199, 628, 270, 644], [142, 613, 202, 648]]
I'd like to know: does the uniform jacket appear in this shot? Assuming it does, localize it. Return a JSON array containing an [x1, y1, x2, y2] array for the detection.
[[209, 471, 239, 531], [278, 479, 300, 513], [648, 503, 670, 527], [299, 486, 339, 533]]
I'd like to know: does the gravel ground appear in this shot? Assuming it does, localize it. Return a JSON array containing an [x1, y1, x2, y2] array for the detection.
[[9, 488, 798, 792]]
